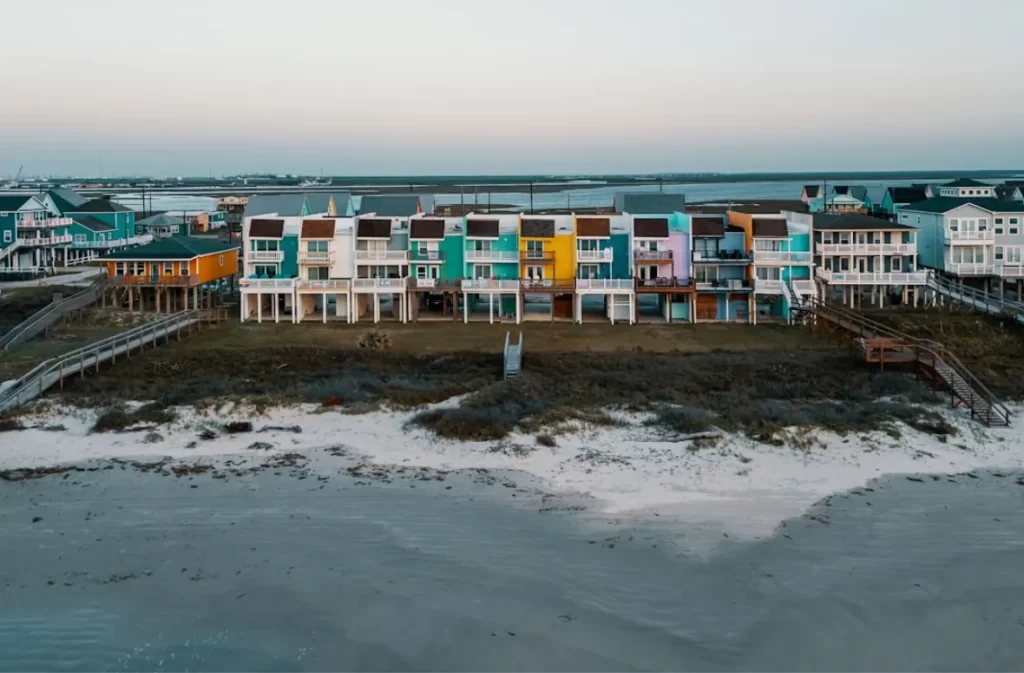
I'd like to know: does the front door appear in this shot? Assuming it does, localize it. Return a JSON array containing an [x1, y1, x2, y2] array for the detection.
[[638, 265, 657, 280], [526, 265, 544, 280], [857, 257, 867, 273], [474, 264, 492, 279]]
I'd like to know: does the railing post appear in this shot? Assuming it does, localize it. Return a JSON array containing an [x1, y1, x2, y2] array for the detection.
[[80, 353, 85, 378]]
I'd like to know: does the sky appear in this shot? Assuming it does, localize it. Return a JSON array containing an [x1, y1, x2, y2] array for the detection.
[[2, 0, 1023, 177]]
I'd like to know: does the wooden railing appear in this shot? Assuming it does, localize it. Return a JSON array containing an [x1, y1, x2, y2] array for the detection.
[[0, 275, 107, 352]]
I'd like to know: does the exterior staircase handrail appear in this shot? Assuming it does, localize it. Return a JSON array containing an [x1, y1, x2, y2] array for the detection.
[[792, 296, 1009, 426], [928, 271, 1024, 320], [0, 274, 107, 352]]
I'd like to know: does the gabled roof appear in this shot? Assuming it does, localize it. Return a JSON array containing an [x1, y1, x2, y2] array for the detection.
[[802, 185, 820, 198], [101, 238, 237, 261], [357, 195, 421, 217], [849, 186, 867, 201], [137, 213, 185, 227], [942, 178, 991, 188], [0, 195, 38, 211], [243, 194, 307, 218], [814, 214, 917, 231], [616, 192, 686, 214], [900, 197, 1024, 214], [691, 216, 724, 237], [47, 188, 87, 213], [863, 185, 887, 205], [330, 193, 351, 215], [304, 193, 332, 214], [248, 218, 285, 238], [356, 218, 392, 238], [73, 215, 116, 232], [832, 185, 850, 195], [886, 186, 928, 204], [409, 218, 445, 240], [70, 198, 133, 213], [300, 219, 336, 239], [752, 218, 789, 237]]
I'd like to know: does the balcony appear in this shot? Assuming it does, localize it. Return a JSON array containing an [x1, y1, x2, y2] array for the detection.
[[754, 250, 814, 264], [69, 235, 153, 249], [248, 250, 285, 263], [355, 250, 409, 262], [17, 217, 73, 229], [17, 234, 73, 247], [997, 264, 1024, 278], [754, 279, 785, 295], [815, 268, 929, 285], [635, 277, 692, 291], [461, 278, 519, 291], [817, 243, 916, 256], [409, 277, 459, 290], [298, 250, 334, 264], [520, 250, 555, 262], [945, 229, 995, 244], [944, 263, 994, 277], [633, 249, 673, 262], [695, 278, 754, 291], [240, 277, 297, 291], [410, 250, 444, 262], [520, 278, 575, 291], [296, 279, 350, 290], [109, 274, 201, 287], [575, 278, 633, 291], [576, 249, 614, 262], [352, 277, 408, 291], [693, 250, 753, 264], [465, 249, 518, 262]]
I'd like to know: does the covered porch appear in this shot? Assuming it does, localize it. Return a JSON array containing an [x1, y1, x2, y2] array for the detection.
[[239, 278, 298, 323], [574, 279, 634, 324], [294, 279, 352, 323]]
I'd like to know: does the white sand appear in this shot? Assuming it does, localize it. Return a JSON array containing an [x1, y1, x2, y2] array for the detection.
[[4, 399, 1023, 536]]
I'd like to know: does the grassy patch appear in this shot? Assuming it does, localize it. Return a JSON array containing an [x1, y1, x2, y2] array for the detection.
[[92, 402, 178, 433]]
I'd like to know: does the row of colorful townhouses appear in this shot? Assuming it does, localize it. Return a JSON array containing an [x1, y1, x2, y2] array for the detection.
[[0, 189, 150, 272], [237, 191, 938, 325]]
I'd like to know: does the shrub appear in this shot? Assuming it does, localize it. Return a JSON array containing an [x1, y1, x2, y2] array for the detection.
[[92, 408, 134, 433], [357, 330, 392, 352], [535, 434, 557, 447], [224, 421, 253, 434], [132, 402, 176, 425], [0, 418, 25, 432], [650, 406, 714, 434], [409, 406, 517, 441]]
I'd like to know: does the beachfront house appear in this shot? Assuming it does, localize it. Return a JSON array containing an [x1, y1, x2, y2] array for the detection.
[[813, 213, 926, 307], [809, 192, 866, 214], [305, 193, 353, 217], [240, 217, 299, 322], [879, 187, 929, 217], [728, 208, 814, 322], [407, 215, 463, 320], [102, 238, 238, 312], [936, 178, 996, 198], [0, 195, 72, 272], [898, 196, 1024, 291], [519, 214, 575, 320], [617, 193, 691, 323], [462, 214, 520, 323], [294, 218, 354, 323], [800, 185, 822, 204], [351, 214, 409, 323], [573, 215, 634, 323], [692, 216, 753, 322]]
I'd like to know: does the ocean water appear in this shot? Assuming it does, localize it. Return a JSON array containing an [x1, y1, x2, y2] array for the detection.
[[2, 455, 1023, 672]]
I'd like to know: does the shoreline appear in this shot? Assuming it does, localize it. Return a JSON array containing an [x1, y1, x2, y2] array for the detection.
[[3, 398, 1023, 538]]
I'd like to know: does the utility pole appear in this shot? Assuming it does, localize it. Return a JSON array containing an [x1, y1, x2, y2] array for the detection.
[[529, 182, 534, 214]]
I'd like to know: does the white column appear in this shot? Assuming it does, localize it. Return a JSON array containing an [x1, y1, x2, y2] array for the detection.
[[240, 294, 245, 322], [374, 294, 380, 323], [322, 295, 327, 323], [273, 294, 280, 323], [257, 296, 262, 323], [464, 292, 469, 323], [489, 294, 494, 324], [515, 293, 521, 324]]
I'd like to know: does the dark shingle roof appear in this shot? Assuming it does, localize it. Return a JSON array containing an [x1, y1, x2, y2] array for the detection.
[[101, 238, 237, 260], [943, 178, 991, 188], [752, 219, 789, 237], [70, 198, 133, 213], [73, 215, 116, 232], [466, 219, 499, 238], [832, 185, 850, 195], [899, 197, 1024, 214], [357, 195, 421, 217], [248, 218, 285, 238], [814, 214, 917, 231], [691, 217, 724, 237], [576, 217, 610, 237], [521, 218, 555, 238], [887, 187, 928, 204], [356, 218, 392, 238], [409, 218, 445, 240], [300, 219, 335, 239], [616, 192, 686, 214], [0, 195, 36, 211]]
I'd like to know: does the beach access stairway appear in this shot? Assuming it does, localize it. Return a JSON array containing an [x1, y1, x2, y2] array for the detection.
[[0, 308, 227, 413], [927, 272, 1024, 325], [0, 276, 106, 352], [792, 297, 1010, 427], [503, 331, 522, 379]]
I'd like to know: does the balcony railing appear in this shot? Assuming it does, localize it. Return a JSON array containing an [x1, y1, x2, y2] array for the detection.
[[635, 277, 692, 290], [248, 250, 284, 263], [693, 250, 753, 263], [298, 250, 333, 264], [69, 235, 153, 249], [352, 277, 408, 290], [355, 250, 409, 262], [576, 249, 613, 262], [945, 229, 995, 243], [943, 263, 994, 277], [109, 274, 201, 287], [754, 250, 814, 263], [408, 277, 459, 290], [410, 250, 444, 262], [461, 279, 519, 291], [576, 278, 633, 291], [633, 250, 673, 261], [520, 278, 575, 290], [755, 279, 785, 295], [694, 279, 754, 291], [296, 279, 350, 290], [816, 267, 929, 284], [520, 250, 555, 261], [465, 249, 519, 261], [997, 264, 1024, 278], [239, 277, 297, 290], [17, 234, 74, 247], [17, 217, 73, 229], [817, 244, 916, 255]]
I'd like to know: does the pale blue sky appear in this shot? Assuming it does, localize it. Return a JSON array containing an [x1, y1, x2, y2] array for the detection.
[[2, 0, 1023, 177]]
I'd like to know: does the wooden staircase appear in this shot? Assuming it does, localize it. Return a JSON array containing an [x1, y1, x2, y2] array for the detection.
[[503, 331, 522, 379], [792, 297, 1010, 427]]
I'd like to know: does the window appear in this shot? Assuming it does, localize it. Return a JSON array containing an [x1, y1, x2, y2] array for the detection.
[[754, 239, 782, 252], [996, 246, 1004, 261], [219, 255, 225, 266], [473, 264, 492, 279], [473, 240, 492, 252], [254, 265, 277, 277], [2, 230, 10, 243], [525, 264, 544, 280], [164, 263, 173, 275], [578, 239, 598, 252], [74, 234, 86, 243], [307, 240, 328, 252], [979, 218, 988, 230], [755, 267, 781, 280], [579, 264, 600, 279], [416, 265, 428, 279], [525, 240, 545, 258], [996, 218, 1004, 225], [1007, 247, 1022, 264], [1012, 218, 1020, 225], [695, 238, 719, 258], [180, 263, 189, 276], [891, 257, 902, 271], [996, 226, 1004, 234], [949, 219, 959, 231], [307, 266, 329, 280], [1013, 227, 1020, 235], [115, 262, 125, 276]]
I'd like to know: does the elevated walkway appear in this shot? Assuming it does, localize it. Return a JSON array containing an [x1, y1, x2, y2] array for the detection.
[[791, 297, 1010, 427], [927, 272, 1024, 325], [503, 331, 522, 379], [0, 276, 107, 352]]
